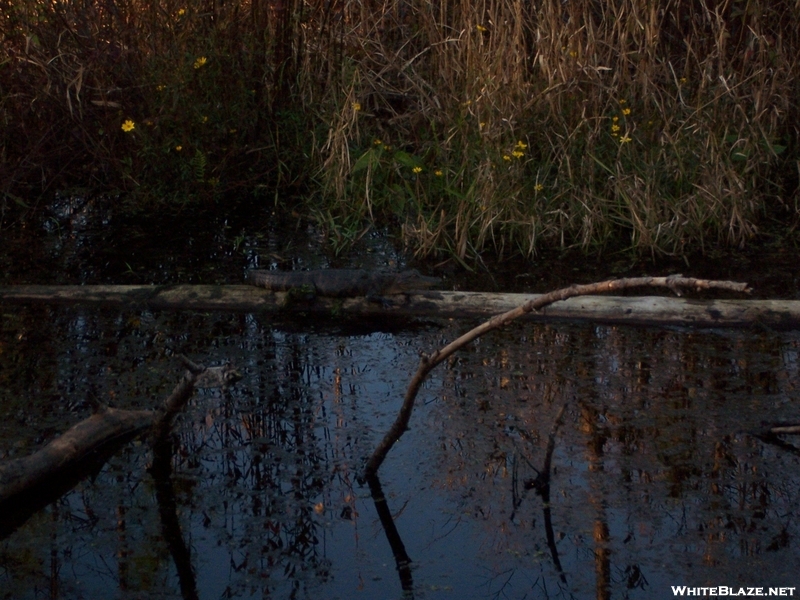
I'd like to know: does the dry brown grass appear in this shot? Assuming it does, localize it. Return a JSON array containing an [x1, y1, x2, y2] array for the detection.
[[2, 0, 797, 258], [312, 0, 798, 258]]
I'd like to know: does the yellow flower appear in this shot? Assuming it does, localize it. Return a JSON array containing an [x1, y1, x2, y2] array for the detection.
[[476, 24, 487, 32], [620, 135, 632, 143], [201, 115, 208, 123], [515, 140, 527, 149], [175, 145, 182, 151], [177, 8, 186, 16], [512, 150, 524, 158], [612, 116, 619, 122], [193, 56, 207, 69], [352, 102, 361, 111], [611, 124, 620, 132], [156, 84, 165, 91], [121, 119, 135, 132], [382, 145, 391, 151], [373, 139, 382, 145], [619, 99, 627, 105], [503, 155, 511, 161], [679, 77, 687, 84], [412, 166, 422, 173], [435, 170, 443, 177], [534, 183, 544, 191], [622, 108, 631, 115]]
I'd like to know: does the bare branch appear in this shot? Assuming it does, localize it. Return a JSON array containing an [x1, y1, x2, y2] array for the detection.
[[361, 276, 749, 480]]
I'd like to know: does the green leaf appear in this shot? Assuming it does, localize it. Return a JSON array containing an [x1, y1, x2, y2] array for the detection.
[[190, 150, 207, 181], [769, 143, 787, 156], [393, 151, 420, 168], [588, 152, 613, 175], [351, 148, 379, 175]]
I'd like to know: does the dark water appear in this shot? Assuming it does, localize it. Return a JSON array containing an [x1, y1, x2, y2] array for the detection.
[[2, 193, 799, 299], [1, 305, 799, 599], [1, 197, 800, 598]]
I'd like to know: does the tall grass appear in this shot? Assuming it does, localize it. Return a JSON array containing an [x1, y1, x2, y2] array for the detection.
[[1, 0, 798, 258]]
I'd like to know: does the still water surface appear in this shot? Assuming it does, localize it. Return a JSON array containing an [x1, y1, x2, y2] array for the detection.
[[1, 306, 799, 598]]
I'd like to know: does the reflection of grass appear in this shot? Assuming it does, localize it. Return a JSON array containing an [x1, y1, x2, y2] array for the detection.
[[2, 0, 797, 259]]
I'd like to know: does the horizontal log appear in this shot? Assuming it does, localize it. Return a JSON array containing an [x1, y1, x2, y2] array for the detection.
[[0, 406, 154, 505], [1, 284, 797, 328]]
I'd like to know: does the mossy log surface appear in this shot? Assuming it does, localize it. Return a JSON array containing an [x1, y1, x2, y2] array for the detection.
[[1, 284, 798, 328]]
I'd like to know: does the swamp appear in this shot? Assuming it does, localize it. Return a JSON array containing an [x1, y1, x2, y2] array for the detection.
[[1, 203, 799, 599], [2, 0, 800, 597]]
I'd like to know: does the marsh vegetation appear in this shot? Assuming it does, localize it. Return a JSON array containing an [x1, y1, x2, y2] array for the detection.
[[2, 0, 798, 259]]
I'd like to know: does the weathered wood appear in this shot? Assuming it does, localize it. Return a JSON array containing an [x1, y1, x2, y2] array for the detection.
[[1, 283, 797, 327], [0, 359, 237, 538], [0, 406, 155, 505]]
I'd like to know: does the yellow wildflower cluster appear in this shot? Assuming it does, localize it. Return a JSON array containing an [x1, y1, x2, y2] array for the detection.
[[193, 56, 207, 69], [501, 140, 528, 163], [611, 101, 634, 144]]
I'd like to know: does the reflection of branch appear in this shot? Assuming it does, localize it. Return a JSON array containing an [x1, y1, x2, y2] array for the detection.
[[150, 437, 199, 600], [148, 357, 205, 600], [366, 475, 414, 595], [149, 355, 242, 600], [362, 276, 748, 480], [527, 404, 568, 498], [533, 404, 568, 584], [509, 404, 571, 589]]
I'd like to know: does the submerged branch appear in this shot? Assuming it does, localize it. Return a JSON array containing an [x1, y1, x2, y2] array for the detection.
[[361, 276, 749, 480], [0, 356, 240, 538]]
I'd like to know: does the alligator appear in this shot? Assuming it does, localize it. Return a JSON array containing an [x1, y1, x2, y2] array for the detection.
[[247, 269, 440, 298]]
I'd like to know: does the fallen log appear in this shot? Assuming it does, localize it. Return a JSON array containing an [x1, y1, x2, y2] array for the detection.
[[0, 406, 155, 506], [0, 282, 796, 327], [0, 359, 239, 539]]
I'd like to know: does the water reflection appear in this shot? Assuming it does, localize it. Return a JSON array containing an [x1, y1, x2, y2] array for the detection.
[[1, 307, 799, 598]]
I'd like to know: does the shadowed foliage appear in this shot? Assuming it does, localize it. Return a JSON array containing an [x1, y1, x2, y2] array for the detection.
[[1, 0, 798, 258]]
